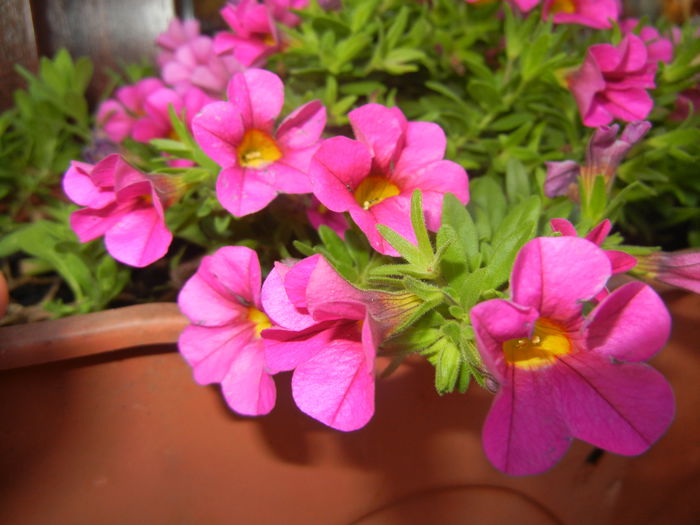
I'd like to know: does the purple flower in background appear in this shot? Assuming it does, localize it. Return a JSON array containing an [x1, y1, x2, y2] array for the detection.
[[545, 121, 651, 198]]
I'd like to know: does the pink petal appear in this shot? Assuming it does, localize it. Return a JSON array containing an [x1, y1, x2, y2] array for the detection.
[[394, 121, 446, 174], [192, 102, 245, 168], [104, 206, 172, 267], [221, 339, 276, 416], [63, 161, 114, 209], [284, 254, 321, 309], [216, 165, 278, 217], [585, 219, 612, 246], [557, 352, 674, 455], [550, 218, 578, 237], [276, 99, 327, 150], [585, 282, 671, 362], [263, 322, 336, 372], [292, 338, 374, 431], [261, 260, 315, 330], [201, 245, 262, 307], [178, 246, 260, 325], [348, 104, 406, 173], [607, 250, 637, 274], [470, 298, 540, 383], [266, 160, 312, 194], [483, 366, 572, 476], [178, 323, 255, 384], [309, 136, 372, 213], [306, 256, 368, 322], [70, 204, 127, 243], [603, 89, 654, 122], [227, 69, 283, 130], [511, 237, 612, 323]]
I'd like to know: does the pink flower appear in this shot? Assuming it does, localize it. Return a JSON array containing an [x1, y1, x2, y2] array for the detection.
[[305, 196, 349, 238], [542, 0, 620, 29], [214, 0, 282, 67], [545, 121, 651, 198], [620, 19, 674, 65], [96, 78, 165, 143], [62, 154, 174, 267], [309, 104, 469, 256], [568, 34, 657, 127], [178, 246, 276, 416], [261, 255, 380, 430], [634, 250, 700, 294], [161, 35, 242, 98], [550, 218, 637, 277], [192, 69, 326, 217], [131, 86, 214, 143], [156, 18, 201, 68], [470, 236, 674, 475], [267, 0, 309, 27]]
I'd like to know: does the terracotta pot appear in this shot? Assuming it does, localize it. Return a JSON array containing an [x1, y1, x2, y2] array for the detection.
[[0, 293, 698, 525]]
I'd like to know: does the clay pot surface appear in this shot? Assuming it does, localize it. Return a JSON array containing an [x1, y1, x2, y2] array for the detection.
[[0, 292, 698, 524]]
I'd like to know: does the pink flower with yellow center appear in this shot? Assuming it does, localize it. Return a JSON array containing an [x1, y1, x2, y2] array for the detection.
[[178, 246, 276, 416], [470, 236, 674, 475], [62, 154, 175, 267], [261, 255, 381, 430], [309, 104, 469, 256], [542, 0, 620, 29], [192, 69, 326, 217], [568, 34, 657, 127]]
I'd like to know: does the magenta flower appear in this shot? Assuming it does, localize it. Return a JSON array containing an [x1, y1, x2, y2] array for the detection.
[[161, 35, 242, 98], [214, 0, 282, 67], [96, 78, 165, 143], [621, 19, 674, 65], [62, 154, 174, 267], [155, 18, 201, 68], [306, 196, 349, 238], [267, 0, 309, 27], [131, 86, 214, 144], [470, 236, 674, 476], [178, 246, 276, 416], [550, 219, 637, 278], [309, 104, 469, 256], [542, 0, 620, 29], [568, 34, 657, 127], [634, 250, 700, 294], [545, 121, 651, 198], [260, 255, 380, 430], [192, 69, 326, 217]]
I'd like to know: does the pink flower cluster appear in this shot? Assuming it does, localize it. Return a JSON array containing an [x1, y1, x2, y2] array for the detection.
[[177, 247, 382, 430], [63, 154, 176, 267]]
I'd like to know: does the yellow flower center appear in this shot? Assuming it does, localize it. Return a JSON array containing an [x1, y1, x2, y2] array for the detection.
[[247, 307, 272, 337], [503, 318, 572, 369], [237, 129, 282, 168], [549, 0, 576, 14], [353, 176, 400, 210]]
